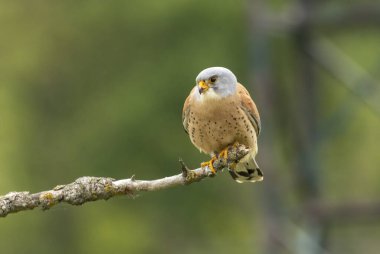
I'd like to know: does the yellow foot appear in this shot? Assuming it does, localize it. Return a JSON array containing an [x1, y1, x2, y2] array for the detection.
[[219, 142, 240, 169], [219, 142, 240, 160], [201, 157, 217, 174], [218, 147, 229, 160]]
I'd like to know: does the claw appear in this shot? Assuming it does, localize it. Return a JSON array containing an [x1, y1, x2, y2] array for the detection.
[[218, 143, 241, 169], [232, 142, 240, 149], [219, 142, 239, 161], [219, 147, 229, 160], [201, 157, 217, 174]]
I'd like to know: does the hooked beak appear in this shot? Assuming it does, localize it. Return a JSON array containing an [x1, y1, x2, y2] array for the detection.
[[198, 80, 209, 94]]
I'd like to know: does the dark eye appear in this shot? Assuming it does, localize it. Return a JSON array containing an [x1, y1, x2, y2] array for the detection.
[[210, 76, 217, 83]]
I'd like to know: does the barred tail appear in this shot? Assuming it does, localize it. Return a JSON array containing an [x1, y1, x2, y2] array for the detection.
[[228, 152, 263, 183]]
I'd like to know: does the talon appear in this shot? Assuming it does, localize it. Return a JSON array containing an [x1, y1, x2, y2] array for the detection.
[[219, 147, 229, 160], [201, 157, 217, 174], [232, 142, 240, 149]]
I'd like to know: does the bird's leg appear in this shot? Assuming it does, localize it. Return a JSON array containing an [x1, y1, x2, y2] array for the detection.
[[231, 141, 241, 149], [218, 142, 241, 170], [219, 147, 229, 161], [201, 156, 217, 174], [218, 142, 240, 161]]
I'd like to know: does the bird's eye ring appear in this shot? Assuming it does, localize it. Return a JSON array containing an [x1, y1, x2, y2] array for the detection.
[[210, 76, 217, 83]]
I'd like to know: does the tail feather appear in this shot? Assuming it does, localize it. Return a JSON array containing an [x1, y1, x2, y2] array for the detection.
[[229, 152, 263, 183]]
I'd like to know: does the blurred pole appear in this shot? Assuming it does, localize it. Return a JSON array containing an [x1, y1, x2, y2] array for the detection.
[[248, 1, 288, 253], [248, 0, 327, 253], [249, 0, 380, 253], [293, 0, 320, 201], [292, 0, 325, 253]]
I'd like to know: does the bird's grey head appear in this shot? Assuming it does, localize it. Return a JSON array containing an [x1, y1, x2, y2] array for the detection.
[[194, 67, 237, 100]]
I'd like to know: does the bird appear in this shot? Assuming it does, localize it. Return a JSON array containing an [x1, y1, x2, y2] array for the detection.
[[182, 67, 263, 183]]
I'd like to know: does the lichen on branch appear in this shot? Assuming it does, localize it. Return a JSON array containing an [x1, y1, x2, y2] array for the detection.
[[0, 144, 249, 218]]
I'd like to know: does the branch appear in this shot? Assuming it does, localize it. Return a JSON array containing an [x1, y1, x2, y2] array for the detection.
[[0, 144, 249, 218]]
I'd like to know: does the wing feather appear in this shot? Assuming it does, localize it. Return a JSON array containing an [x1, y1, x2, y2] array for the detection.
[[237, 83, 261, 135], [182, 87, 196, 134]]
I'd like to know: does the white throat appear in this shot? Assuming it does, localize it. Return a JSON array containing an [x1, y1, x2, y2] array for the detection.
[[197, 89, 223, 103]]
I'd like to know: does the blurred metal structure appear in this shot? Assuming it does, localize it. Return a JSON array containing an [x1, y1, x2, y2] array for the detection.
[[248, 0, 380, 253]]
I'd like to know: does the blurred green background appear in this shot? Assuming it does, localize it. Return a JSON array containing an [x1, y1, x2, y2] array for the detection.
[[1, 1, 380, 254]]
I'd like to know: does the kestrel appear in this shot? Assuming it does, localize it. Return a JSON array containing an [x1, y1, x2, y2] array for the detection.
[[182, 67, 263, 183]]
